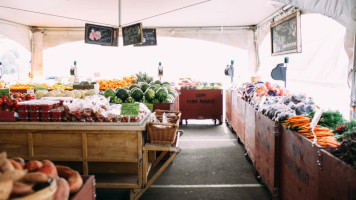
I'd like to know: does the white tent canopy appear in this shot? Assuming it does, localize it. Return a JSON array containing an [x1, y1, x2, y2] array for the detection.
[[0, 0, 355, 118]]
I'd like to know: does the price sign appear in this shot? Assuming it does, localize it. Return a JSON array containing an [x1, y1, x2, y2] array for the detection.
[[27, 89, 34, 94], [144, 103, 154, 112], [121, 103, 140, 116], [0, 88, 10, 96]]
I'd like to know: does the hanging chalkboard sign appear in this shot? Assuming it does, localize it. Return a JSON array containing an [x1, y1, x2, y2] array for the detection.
[[122, 23, 143, 46], [85, 23, 118, 46], [271, 10, 301, 55], [134, 29, 157, 46]]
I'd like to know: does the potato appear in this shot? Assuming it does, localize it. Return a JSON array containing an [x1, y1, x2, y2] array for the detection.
[[0, 179, 13, 200], [21, 172, 49, 184], [11, 181, 34, 196]]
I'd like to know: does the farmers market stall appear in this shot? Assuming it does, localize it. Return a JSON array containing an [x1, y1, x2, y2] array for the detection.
[[0, 92, 182, 199], [229, 82, 356, 200]]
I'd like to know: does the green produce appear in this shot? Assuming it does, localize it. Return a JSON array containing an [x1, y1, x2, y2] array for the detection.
[[162, 84, 170, 89], [123, 86, 129, 90], [155, 88, 168, 101], [136, 72, 153, 83], [144, 89, 155, 101], [116, 88, 129, 101], [154, 84, 161, 91], [131, 89, 144, 101], [167, 94, 175, 102], [148, 85, 157, 91], [104, 89, 116, 99], [111, 97, 123, 103], [125, 97, 135, 103], [140, 83, 150, 93], [130, 87, 140, 96], [80, 81, 89, 85], [129, 84, 139, 90], [154, 80, 162, 85], [168, 89, 178, 98], [152, 99, 160, 103], [308, 111, 345, 130], [162, 81, 170, 85]]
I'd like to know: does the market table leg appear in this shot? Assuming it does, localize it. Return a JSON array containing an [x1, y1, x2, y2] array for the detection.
[[133, 150, 181, 200]]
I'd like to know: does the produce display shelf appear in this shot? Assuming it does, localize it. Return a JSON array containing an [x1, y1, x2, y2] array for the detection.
[[94, 174, 140, 189]]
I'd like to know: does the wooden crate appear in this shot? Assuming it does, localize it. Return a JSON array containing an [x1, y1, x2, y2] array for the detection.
[[225, 89, 232, 123], [317, 149, 356, 200], [280, 127, 321, 200], [230, 91, 246, 143], [153, 95, 179, 112], [71, 175, 96, 200], [254, 112, 281, 197], [244, 103, 256, 163], [179, 89, 223, 124]]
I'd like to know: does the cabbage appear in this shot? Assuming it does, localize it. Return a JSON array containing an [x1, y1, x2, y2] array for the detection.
[[65, 91, 75, 98], [72, 90, 82, 98], [86, 89, 97, 96]]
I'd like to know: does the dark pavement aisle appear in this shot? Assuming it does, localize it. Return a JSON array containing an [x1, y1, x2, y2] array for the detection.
[[97, 120, 271, 200]]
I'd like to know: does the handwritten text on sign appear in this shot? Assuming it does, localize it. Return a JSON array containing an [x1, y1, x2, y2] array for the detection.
[[121, 103, 139, 116], [122, 23, 143, 46]]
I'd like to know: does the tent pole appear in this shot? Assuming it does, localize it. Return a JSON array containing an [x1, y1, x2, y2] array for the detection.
[[118, 0, 121, 27], [351, 33, 356, 120]]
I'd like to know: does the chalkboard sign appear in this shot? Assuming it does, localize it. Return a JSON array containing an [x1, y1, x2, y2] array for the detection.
[[134, 29, 157, 46], [85, 23, 118, 46], [271, 11, 301, 55], [122, 23, 143, 46]]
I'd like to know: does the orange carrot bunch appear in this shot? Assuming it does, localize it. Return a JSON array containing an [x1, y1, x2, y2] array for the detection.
[[283, 115, 339, 147]]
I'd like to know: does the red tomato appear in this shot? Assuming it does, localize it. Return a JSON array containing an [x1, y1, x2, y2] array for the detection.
[[25, 94, 32, 99], [0, 98, 3, 106], [6, 102, 13, 107], [13, 93, 21, 98], [9, 92, 13, 96], [13, 99, 18, 104], [1, 96, 7, 100]]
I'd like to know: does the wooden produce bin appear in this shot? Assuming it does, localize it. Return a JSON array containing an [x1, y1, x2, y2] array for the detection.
[[254, 112, 281, 197], [317, 149, 356, 200], [0, 119, 148, 190], [179, 89, 223, 124], [225, 89, 232, 124], [244, 102, 256, 163], [230, 91, 246, 143], [71, 175, 96, 200], [280, 127, 321, 200], [153, 95, 179, 112]]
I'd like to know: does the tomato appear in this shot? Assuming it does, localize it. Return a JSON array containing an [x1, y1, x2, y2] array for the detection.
[[31, 96, 37, 100], [9, 92, 13, 96], [13, 99, 18, 104], [1, 96, 7, 100], [0, 98, 3, 106], [25, 94, 32, 99], [13, 93, 21, 98], [6, 102, 13, 107]]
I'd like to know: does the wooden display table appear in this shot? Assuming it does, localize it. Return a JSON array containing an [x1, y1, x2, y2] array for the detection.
[[179, 89, 223, 125], [0, 117, 181, 200]]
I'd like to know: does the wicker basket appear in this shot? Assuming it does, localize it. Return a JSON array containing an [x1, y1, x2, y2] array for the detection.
[[147, 121, 179, 145], [154, 110, 181, 124]]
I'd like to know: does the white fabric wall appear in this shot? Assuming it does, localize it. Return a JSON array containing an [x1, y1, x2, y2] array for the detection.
[[272, 0, 356, 34], [256, 13, 351, 118]]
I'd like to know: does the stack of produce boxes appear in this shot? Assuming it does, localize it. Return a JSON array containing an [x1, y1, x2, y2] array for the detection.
[[17, 100, 67, 122]]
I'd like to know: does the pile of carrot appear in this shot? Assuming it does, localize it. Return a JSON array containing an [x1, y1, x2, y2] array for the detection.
[[283, 115, 339, 147]]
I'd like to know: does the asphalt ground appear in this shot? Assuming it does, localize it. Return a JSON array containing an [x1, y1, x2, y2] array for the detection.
[[96, 120, 271, 200]]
